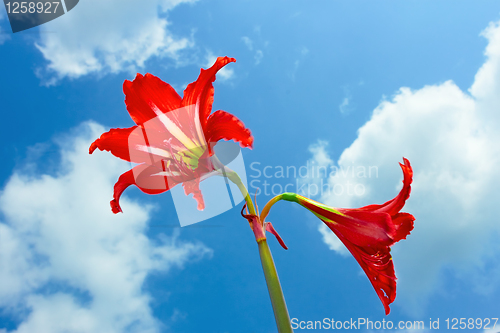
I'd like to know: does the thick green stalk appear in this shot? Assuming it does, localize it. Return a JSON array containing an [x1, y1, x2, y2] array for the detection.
[[257, 239, 293, 333], [226, 170, 292, 332]]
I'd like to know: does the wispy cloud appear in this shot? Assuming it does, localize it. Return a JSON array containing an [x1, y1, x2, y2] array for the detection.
[[289, 46, 309, 81], [338, 86, 353, 114], [242, 36, 264, 65], [254, 50, 264, 65], [241, 36, 253, 51], [0, 122, 211, 332], [338, 97, 350, 114], [303, 20, 500, 315], [35, 0, 197, 84]]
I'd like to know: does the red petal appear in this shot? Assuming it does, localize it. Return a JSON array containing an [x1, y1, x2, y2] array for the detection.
[[357, 158, 413, 216], [89, 125, 172, 165], [110, 163, 179, 214], [124, 73, 182, 126], [326, 224, 396, 315], [181, 57, 236, 130], [205, 110, 254, 155], [182, 179, 205, 211], [335, 210, 396, 248], [391, 212, 415, 242], [89, 126, 140, 162], [265, 222, 288, 250], [90, 112, 206, 166], [299, 199, 395, 248]]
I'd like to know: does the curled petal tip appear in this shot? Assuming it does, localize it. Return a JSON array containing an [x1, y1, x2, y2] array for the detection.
[[110, 199, 122, 214], [89, 141, 97, 154], [215, 56, 236, 66], [399, 157, 413, 179], [204, 56, 236, 72]]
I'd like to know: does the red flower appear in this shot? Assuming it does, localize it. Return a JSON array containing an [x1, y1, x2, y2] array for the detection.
[[90, 57, 253, 213], [262, 158, 414, 315]]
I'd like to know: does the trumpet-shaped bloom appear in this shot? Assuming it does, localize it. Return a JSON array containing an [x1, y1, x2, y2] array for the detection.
[[263, 158, 414, 314], [90, 57, 253, 213]]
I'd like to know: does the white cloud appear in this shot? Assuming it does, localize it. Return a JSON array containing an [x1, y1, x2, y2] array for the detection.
[[0, 122, 211, 332], [299, 140, 333, 189], [35, 0, 196, 83], [242, 33, 266, 66], [205, 52, 234, 81], [297, 141, 349, 255], [304, 20, 500, 314], [289, 46, 309, 81], [241, 36, 253, 51], [254, 50, 264, 65], [338, 97, 350, 114], [339, 87, 353, 114], [308, 141, 333, 167]]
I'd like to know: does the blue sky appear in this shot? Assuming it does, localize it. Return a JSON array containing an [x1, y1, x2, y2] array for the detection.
[[1, 1, 500, 332]]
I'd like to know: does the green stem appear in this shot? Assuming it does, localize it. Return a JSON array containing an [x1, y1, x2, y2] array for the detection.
[[228, 172, 257, 215], [260, 194, 285, 222], [258, 239, 293, 333], [226, 170, 292, 332]]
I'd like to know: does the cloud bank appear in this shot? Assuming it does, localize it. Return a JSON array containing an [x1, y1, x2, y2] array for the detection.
[[36, 0, 196, 83], [0, 122, 211, 332], [304, 20, 500, 314]]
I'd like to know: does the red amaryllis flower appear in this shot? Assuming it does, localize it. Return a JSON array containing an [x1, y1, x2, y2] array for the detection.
[[261, 158, 414, 315], [90, 57, 253, 213]]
